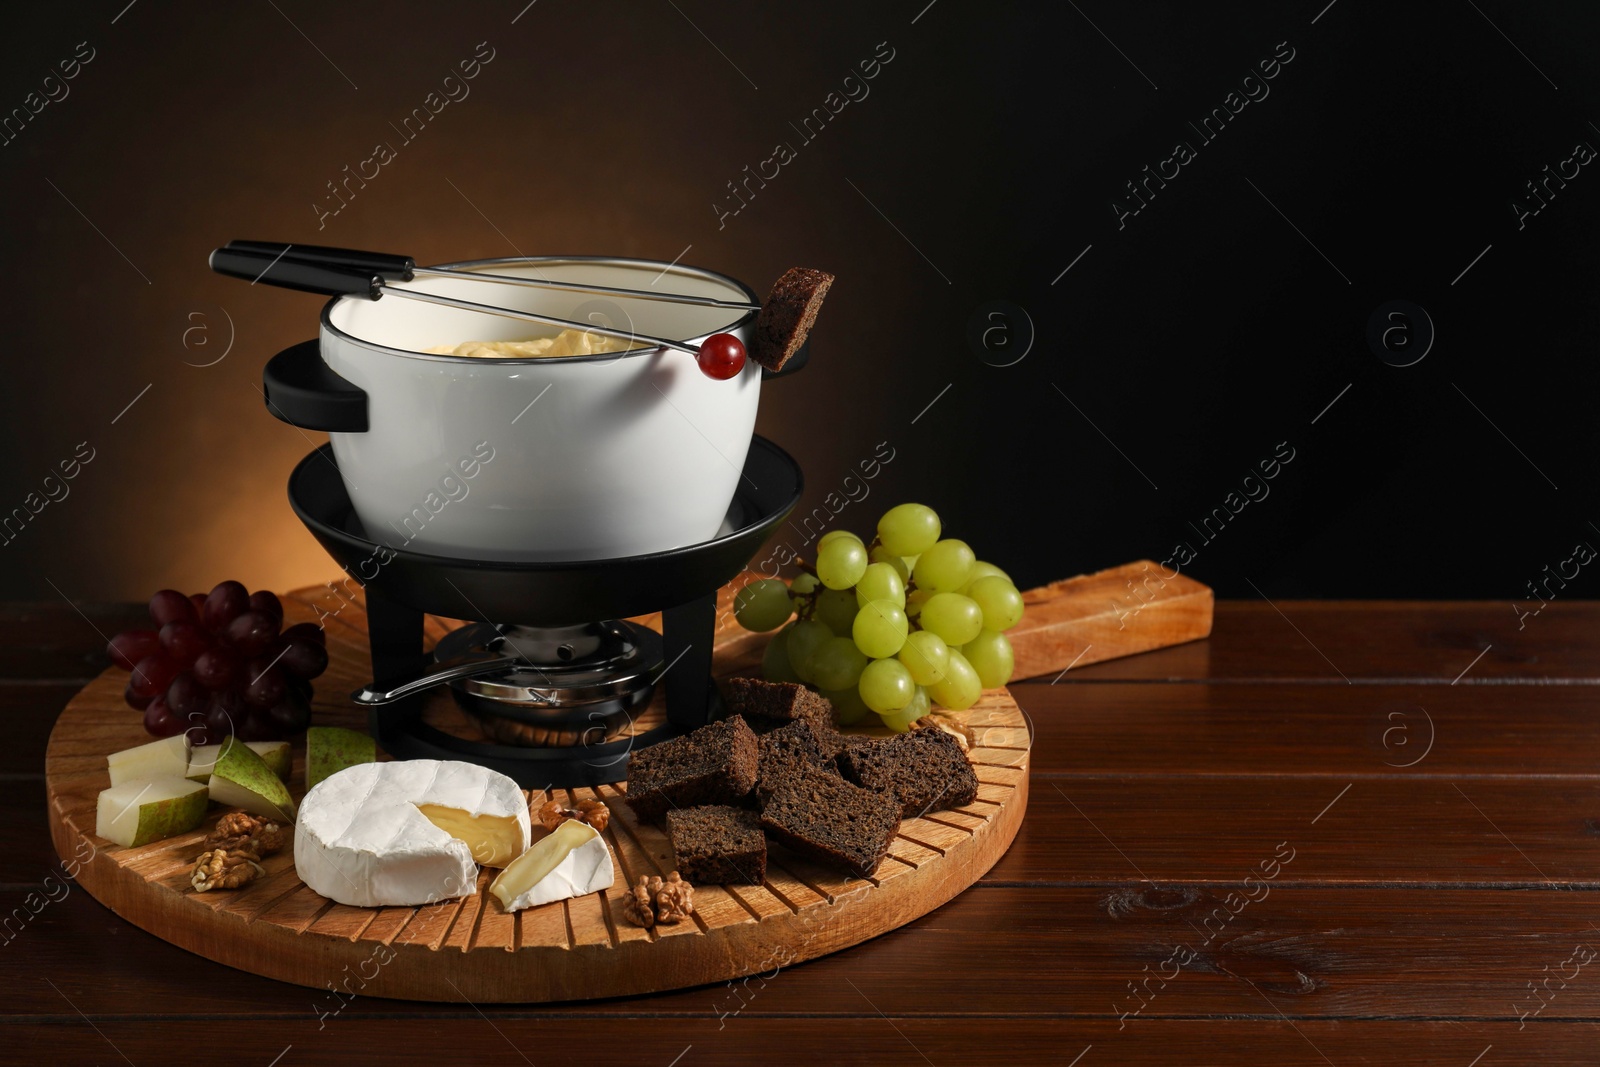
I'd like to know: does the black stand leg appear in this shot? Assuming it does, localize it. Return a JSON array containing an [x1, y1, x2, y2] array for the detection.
[[364, 588, 426, 684], [661, 591, 717, 731]]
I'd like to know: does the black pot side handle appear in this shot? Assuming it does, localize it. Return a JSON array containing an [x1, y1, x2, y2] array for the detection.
[[262, 340, 369, 433], [761, 338, 810, 381]]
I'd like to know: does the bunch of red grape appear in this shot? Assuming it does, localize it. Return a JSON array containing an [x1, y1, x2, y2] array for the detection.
[[107, 582, 329, 743]]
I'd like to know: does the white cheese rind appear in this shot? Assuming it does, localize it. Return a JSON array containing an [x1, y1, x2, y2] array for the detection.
[[294, 759, 531, 907]]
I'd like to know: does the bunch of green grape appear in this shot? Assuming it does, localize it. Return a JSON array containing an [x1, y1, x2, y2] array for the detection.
[[732, 503, 1024, 731]]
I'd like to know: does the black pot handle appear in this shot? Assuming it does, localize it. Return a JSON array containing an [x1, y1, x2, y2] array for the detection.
[[262, 340, 369, 433], [761, 338, 810, 381]]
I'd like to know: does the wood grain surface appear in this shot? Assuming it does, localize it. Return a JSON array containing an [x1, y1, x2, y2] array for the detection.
[[5, 596, 1599, 1064]]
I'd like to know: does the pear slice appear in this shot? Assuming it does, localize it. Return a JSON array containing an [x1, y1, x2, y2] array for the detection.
[[188, 739, 291, 783], [208, 740, 296, 823], [107, 735, 190, 785], [96, 776, 209, 847], [306, 726, 376, 792]]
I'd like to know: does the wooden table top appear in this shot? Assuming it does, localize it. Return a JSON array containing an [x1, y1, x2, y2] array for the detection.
[[6, 599, 1599, 1064]]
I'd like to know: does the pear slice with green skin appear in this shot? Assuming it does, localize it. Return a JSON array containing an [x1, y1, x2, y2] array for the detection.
[[107, 734, 190, 786], [306, 726, 376, 792], [187, 739, 291, 783], [208, 740, 297, 823], [96, 776, 209, 847]]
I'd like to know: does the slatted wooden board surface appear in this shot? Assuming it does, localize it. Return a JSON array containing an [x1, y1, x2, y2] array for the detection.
[[43, 585, 1029, 1003]]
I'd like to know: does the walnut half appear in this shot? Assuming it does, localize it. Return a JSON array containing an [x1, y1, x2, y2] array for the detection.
[[620, 871, 696, 928], [204, 810, 288, 856], [191, 847, 265, 892], [537, 798, 610, 833]]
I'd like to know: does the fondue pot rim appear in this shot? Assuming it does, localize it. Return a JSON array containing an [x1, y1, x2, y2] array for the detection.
[[319, 254, 761, 366]]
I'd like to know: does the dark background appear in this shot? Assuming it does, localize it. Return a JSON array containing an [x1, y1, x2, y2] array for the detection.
[[1, 0, 1596, 605]]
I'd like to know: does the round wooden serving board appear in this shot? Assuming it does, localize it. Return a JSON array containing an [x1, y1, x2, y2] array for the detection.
[[44, 585, 1030, 1003]]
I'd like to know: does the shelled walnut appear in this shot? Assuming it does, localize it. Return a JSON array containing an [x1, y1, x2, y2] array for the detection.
[[204, 810, 287, 856], [653, 872, 694, 924], [536, 798, 610, 833], [191, 847, 266, 892], [621, 871, 696, 928]]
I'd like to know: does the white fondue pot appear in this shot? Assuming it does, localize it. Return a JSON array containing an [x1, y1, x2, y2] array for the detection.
[[269, 256, 783, 562]]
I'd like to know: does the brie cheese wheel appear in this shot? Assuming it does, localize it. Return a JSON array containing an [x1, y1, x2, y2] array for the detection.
[[490, 819, 615, 912], [295, 760, 531, 907]]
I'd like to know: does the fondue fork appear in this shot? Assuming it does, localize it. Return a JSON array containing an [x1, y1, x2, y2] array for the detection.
[[222, 240, 762, 311], [209, 246, 751, 378]]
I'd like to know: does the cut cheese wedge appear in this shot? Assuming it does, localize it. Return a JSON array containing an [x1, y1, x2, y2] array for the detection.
[[295, 760, 531, 907], [490, 819, 615, 912]]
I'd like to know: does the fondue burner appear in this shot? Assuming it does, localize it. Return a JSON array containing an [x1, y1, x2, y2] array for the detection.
[[284, 434, 803, 788], [429, 620, 665, 748]]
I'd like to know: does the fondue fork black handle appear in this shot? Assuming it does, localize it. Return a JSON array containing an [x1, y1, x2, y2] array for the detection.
[[223, 239, 763, 311], [209, 247, 381, 298], [224, 240, 415, 281]]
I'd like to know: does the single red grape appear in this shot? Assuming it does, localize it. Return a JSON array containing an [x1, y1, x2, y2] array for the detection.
[[192, 647, 240, 691], [108, 630, 161, 671], [159, 621, 210, 667], [236, 707, 279, 742], [243, 662, 288, 709], [124, 683, 153, 711], [165, 671, 208, 717], [143, 696, 180, 737], [280, 638, 329, 680], [206, 690, 244, 737], [129, 653, 179, 699], [248, 590, 283, 624], [202, 580, 249, 633], [148, 589, 197, 627], [226, 611, 281, 657], [282, 622, 326, 646], [696, 332, 747, 380], [267, 695, 312, 735]]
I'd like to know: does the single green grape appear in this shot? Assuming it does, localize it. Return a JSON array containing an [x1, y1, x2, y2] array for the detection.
[[761, 623, 800, 683], [817, 529, 863, 550], [967, 575, 1024, 631], [786, 618, 833, 684], [816, 537, 869, 590], [852, 599, 909, 659], [928, 649, 982, 710], [959, 561, 1013, 593], [913, 539, 975, 595], [814, 587, 862, 634], [877, 503, 941, 556], [821, 685, 873, 726], [855, 562, 906, 609], [859, 657, 915, 713], [878, 685, 930, 733], [789, 572, 821, 596], [919, 592, 984, 646], [898, 629, 950, 685], [868, 544, 910, 583], [733, 578, 795, 632], [962, 629, 1015, 687], [809, 636, 870, 690]]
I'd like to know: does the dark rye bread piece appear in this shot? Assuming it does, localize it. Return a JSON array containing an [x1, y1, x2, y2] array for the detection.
[[754, 719, 835, 804], [759, 764, 901, 879], [625, 716, 758, 822], [666, 805, 767, 885], [724, 678, 847, 755], [838, 728, 979, 818], [751, 267, 834, 372]]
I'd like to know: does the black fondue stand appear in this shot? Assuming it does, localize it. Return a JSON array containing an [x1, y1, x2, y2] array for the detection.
[[261, 338, 805, 788]]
